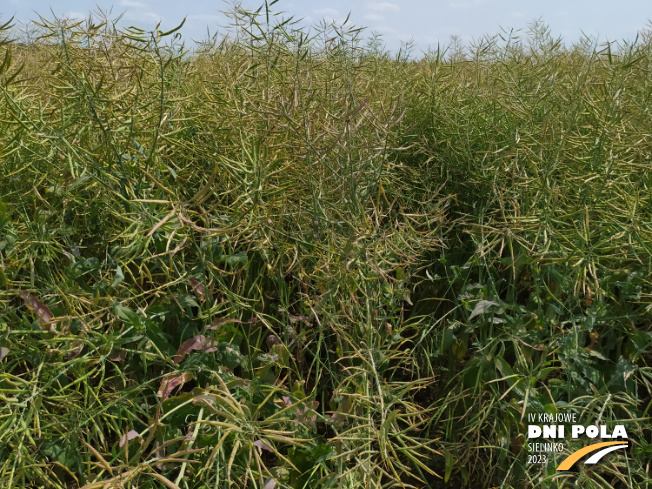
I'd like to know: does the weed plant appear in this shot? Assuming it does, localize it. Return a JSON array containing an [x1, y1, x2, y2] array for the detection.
[[0, 5, 651, 489]]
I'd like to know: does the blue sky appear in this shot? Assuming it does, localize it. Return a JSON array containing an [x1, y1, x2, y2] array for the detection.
[[4, 0, 652, 54]]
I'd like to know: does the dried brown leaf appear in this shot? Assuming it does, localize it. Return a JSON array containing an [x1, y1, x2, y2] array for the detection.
[[157, 371, 193, 400], [119, 430, 142, 448], [266, 335, 281, 348], [19, 291, 54, 327], [0, 347, 8, 362], [327, 411, 347, 429], [189, 278, 206, 302], [108, 349, 126, 362], [205, 317, 257, 330], [172, 335, 216, 364], [294, 401, 319, 431], [288, 314, 309, 324], [253, 438, 274, 453], [278, 395, 292, 408], [68, 341, 84, 360]]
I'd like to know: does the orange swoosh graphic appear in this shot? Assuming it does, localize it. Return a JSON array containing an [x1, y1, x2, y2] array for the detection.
[[556, 441, 628, 470]]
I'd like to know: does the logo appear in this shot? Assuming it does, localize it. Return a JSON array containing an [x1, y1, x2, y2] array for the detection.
[[526, 412, 629, 470], [555, 441, 629, 470]]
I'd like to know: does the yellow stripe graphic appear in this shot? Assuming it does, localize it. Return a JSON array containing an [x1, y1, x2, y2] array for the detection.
[[556, 441, 628, 470]]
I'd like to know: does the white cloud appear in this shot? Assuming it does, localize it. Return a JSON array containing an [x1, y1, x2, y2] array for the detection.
[[373, 25, 399, 35], [314, 8, 339, 17], [187, 14, 222, 22], [120, 0, 147, 8], [124, 11, 162, 24], [449, 0, 488, 11], [65, 11, 87, 21], [364, 13, 383, 22], [313, 8, 348, 24], [366, 2, 400, 12]]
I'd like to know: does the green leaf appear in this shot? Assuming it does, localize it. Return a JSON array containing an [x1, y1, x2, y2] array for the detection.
[[41, 438, 81, 472], [443, 324, 456, 351], [113, 302, 142, 329], [224, 252, 248, 267], [177, 294, 200, 310], [445, 451, 454, 482], [469, 300, 501, 320], [145, 320, 174, 355], [159, 18, 186, 37], [111, 264, 124, 288]]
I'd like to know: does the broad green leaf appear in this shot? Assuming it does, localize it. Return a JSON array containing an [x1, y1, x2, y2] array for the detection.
[[111, 264, 124, 288], [469, 300, 501, 320]]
